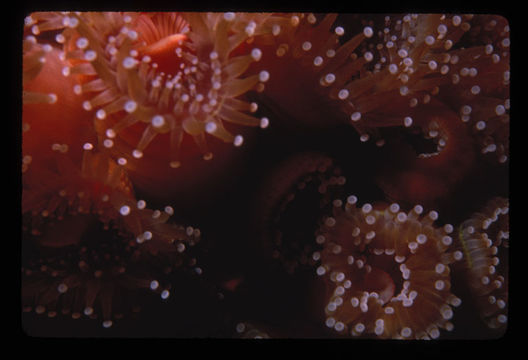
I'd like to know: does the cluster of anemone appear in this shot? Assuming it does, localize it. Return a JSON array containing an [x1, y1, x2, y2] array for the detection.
[[21, 12, 509, 338], [22, 12, 216, 327]]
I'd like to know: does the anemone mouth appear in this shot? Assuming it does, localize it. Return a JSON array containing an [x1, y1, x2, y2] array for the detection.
[[392, 101, 456, 161], [133, 13, 191, 77], [362, 255, 400, 304], [135, 13, 190, 47], [400, 124, 447, 159]]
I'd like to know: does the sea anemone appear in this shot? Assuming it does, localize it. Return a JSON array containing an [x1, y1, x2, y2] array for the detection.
[[314, 195, 463, 339], [24, 12, 273, 202], [22, 145, 202, 327], [252, 152, 346, 273], [374, 99, 476, 207], [21, 211, 201, 328], [458, 197, 509, 333], [249, 13, 377, 130]]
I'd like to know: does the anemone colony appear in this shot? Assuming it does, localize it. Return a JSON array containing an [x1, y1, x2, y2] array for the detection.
[[22, 12, 509, 339]]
